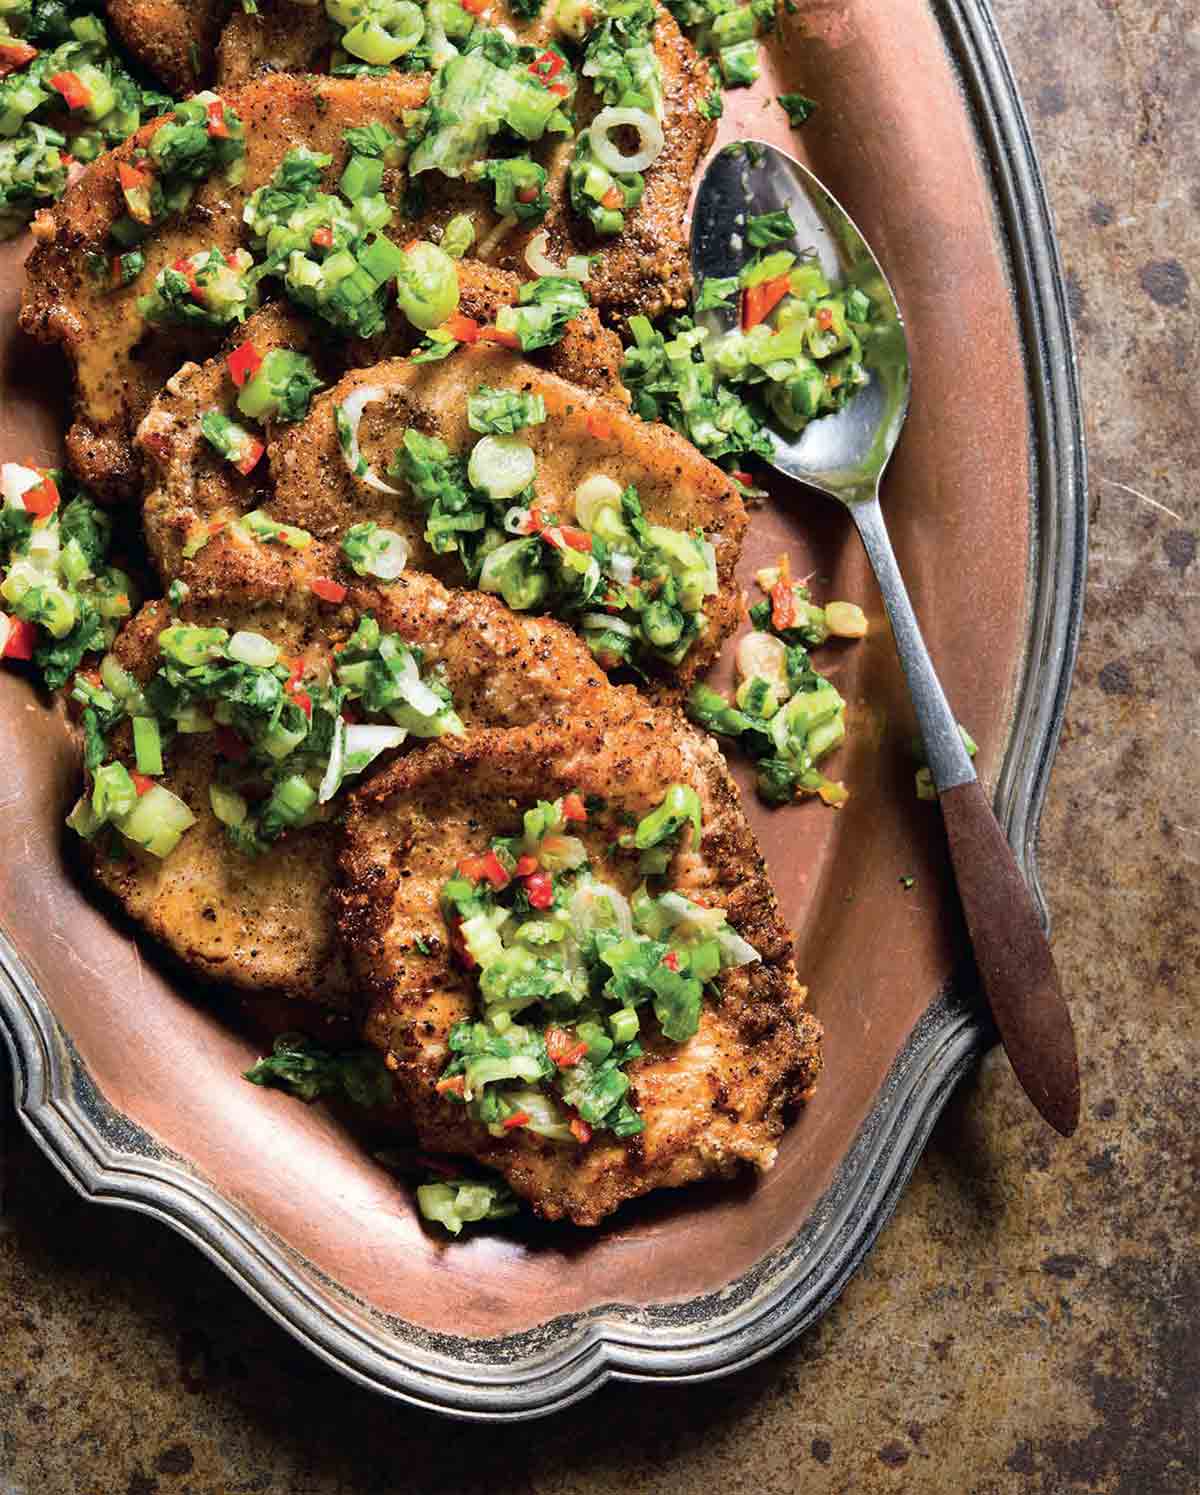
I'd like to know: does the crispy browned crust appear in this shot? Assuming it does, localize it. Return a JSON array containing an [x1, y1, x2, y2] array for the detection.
[[107, 0, 230, 94], [335, 709, 822, 1226], [83, 535, 615, 1005], [118, 0, 713, 329], [510, 5, 718, 329], [217, 0, 337, 86], [135, 264, 626, 584], [19, 74, 431, 501], [268, 342, 746, 684], [137, 304, 329, 581]]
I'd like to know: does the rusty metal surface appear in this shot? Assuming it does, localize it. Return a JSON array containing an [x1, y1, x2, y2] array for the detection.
[[1, 0, 1194, 1481]]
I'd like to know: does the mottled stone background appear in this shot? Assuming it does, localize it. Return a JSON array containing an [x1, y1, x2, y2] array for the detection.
[[1, 1, 1196, 1491]]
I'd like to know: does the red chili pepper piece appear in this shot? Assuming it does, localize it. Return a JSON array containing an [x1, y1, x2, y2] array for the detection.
[[513, 854, 538, 877], [117, 161, 150, 191], [460, 0, 488, 13], [600, 185, 623, 212], [226, 340, 262, 388], [770, 580, 796, 631], [435, 1074, 466, 1096], [311, 225, 334, 250], [443, 312, 480, 344], [171, 255, 205, 300], [569, 1116, 592, 1145], [548, 81, 568, 97], [516, 184, 540, 204], [528, 48, 565, 81], [48, 70, 90, 110], [560, 527, 592, 553], [311, 578, 348, 604], [131, 771, 156, 796], [524, 870, 554, 910], [815, 305, 835, 332], [23, 475, 59, 518], [234, 436, 265, 476], [741, 273, 791, 332], [662, 950, 681, 972], [2, 617, 37, 660], [0, 41, 38, 76], [561, 792, 587, 823], [502, 1110, 531, 1131], [545, 1027, 589, 1069], [731, 470, 754, 486], [205, 98, 231, 137]]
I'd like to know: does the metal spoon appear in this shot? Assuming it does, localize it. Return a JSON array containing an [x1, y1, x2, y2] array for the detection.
[[692, 141, 1080, 1137]]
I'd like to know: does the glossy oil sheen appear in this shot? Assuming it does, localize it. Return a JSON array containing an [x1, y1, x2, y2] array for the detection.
[[0, 0, 1084, 1418]]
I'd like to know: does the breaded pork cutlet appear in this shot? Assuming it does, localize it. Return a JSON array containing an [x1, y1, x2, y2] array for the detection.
[[20, 74, 430, 501], [137, 266, 626, 581], [215, 0, 559, 86], [86, 537, 615, 1007], [219, 1, 716, 328], [127, 0, 712, 329], [502, 1, 717, 329], [267, 342, 746, 684], [336, 711, 823, 1225], [20, 70, 638, 504], [106, 0, 228, 96]]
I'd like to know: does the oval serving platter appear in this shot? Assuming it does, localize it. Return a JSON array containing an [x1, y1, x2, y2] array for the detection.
[[0, 0, 1084, 1420]]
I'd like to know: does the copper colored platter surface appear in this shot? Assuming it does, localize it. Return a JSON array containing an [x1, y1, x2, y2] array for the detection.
[[0, 0, 1085, 1417]]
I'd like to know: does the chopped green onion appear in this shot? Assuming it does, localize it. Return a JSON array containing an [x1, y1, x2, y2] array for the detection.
[[132, 716, 163, 776]]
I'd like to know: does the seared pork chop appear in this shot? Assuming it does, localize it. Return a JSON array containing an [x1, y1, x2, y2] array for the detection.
[[336, 710, 822, 1224], [267, 342, 746, 683], [21, 74, 430, 500], [128, 0, 712, 329], [137, 267, 626, 581], [86, 536, 614, 1006]]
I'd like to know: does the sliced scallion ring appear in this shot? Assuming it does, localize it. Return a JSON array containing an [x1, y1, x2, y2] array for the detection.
[[716, 926, 762, 967], [227, 630, 279, 668], [581, 611, 635, 636], [335, 387, 403, 495], [587, 108, 664, 174], [524, 231, 589, 282], [317, 716, 347, 805], [468, 435, 535, 501]]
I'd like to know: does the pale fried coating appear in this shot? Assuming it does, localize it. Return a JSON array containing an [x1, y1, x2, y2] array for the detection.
[[20, 74, 429, 500], [106, 0, 228, 95], [268, 342, 746, 683], [85, 538, 614, 1007], [336, 711, 822, 1225]]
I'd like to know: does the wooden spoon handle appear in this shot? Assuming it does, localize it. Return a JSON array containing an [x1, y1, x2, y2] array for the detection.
[[939, 779, 1080, 1135], [851, 496, 1080, 1135]]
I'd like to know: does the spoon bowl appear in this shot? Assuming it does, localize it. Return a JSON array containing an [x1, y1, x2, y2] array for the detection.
[[691, 141, 1081, 1138], [692, 142, 910, 502]]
